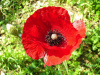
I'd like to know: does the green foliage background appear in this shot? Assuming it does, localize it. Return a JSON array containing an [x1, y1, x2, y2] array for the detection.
[[0, 0, 100, 75]]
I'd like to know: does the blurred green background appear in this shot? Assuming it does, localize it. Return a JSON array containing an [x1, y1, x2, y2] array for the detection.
[[0, 0, 100, 75]]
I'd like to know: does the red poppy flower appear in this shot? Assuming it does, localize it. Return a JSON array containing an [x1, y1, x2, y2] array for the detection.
[[22, 6, 86, 67]]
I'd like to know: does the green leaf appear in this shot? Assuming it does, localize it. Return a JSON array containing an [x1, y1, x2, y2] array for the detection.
[[92, 45, 97, 50], [91, 36, 99, 44]]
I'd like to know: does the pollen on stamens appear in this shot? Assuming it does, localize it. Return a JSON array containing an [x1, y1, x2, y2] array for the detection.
[[45, 30, 64, 46]]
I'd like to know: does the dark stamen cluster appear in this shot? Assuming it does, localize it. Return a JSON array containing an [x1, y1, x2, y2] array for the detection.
[[45, 30, 64, 46]]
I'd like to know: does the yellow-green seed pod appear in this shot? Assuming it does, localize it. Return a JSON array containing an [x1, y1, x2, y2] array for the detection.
[[6, 24, 18, 36]]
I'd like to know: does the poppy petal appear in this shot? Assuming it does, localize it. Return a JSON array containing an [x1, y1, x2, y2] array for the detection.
[[22, 25, 46, 59], [73, 20, 86, 38], [70, 34, 82, 53], [22, 36, 46, 59], [44, 45, 72, 66], [70, 20, 86, 52], [44, 50, 71, 67]]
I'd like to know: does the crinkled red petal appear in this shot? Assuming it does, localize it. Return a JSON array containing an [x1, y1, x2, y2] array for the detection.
[[22, 32, 46, 59], [70, 20, 86, 52], [22, 16, 46, 59], [70, 34, 82, 53], [73, 20, 86, 38], [44, 45, 72, 67]]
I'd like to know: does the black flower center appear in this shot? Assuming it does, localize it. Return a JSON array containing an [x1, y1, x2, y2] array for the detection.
[[45, 30, 64, 46]]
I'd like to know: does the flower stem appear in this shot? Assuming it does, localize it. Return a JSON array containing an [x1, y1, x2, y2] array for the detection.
[[63, 60, 68, 75], [57, 65, 62, 74]]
